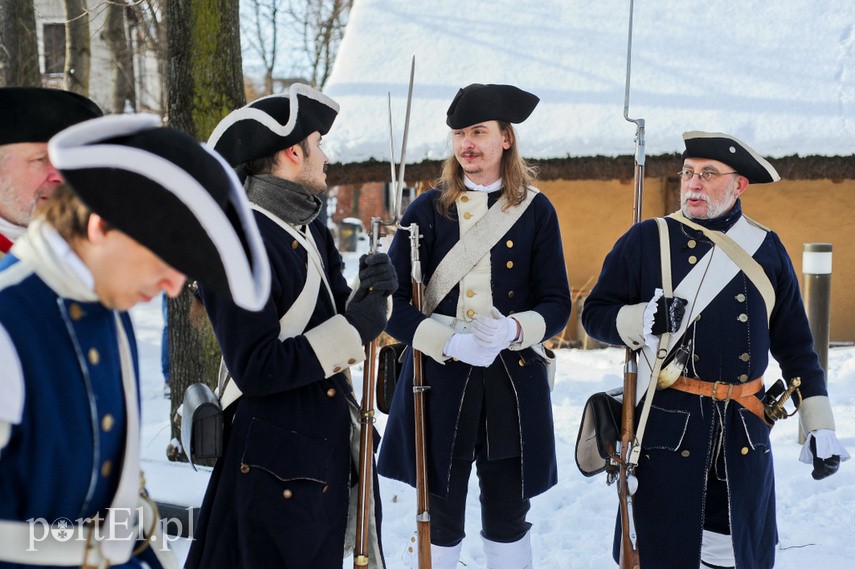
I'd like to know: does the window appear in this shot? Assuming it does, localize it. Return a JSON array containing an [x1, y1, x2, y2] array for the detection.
[[43, 23, 65, 75]]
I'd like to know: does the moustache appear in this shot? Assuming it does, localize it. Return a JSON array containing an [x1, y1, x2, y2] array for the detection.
[[682, 191, 709, 203]]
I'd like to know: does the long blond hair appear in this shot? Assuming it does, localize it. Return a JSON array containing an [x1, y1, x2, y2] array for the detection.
[[436, 122, 538, 218]]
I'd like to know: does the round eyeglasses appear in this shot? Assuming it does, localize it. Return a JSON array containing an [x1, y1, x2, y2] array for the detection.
[[677, 169, 739, 182]]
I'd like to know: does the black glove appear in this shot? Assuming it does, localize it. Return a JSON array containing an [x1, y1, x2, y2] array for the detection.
[[810, 436, 841, 480], [651, 296, 688, 335], [352, 254, 397, 302], [345, 290, 389, 344]]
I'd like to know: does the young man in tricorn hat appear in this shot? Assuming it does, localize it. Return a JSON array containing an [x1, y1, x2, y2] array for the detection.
[[185, 84, 394, 569], [377, 84, 571, 568], [0, 114, 270, 568], [582, 131, 849, 568], [0, 87, 102, 258]]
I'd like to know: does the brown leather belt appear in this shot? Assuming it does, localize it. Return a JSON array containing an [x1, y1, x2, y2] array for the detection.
[[670, 375, 770, 425]]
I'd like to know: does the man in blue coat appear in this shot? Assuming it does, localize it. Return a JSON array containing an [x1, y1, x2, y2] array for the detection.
[[185, 84, 395, 569], [377, 84, 572, 569], [582, 131, 849, 569], [0, 114, 270, 568]]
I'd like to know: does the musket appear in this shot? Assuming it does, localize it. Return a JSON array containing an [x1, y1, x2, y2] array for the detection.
[[353, 56, 416, 568], [618, 1, 643, 568]]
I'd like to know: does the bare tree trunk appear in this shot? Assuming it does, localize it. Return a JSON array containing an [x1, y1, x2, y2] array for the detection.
[[63, 0, 90, 95], [0, 0, 41, 87], [165, 0, 244, 461], [102, 0, 136, 113], [127, 0, 167, 114]]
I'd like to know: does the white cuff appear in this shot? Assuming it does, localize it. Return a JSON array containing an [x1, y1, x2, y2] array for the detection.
[[616, 302, 647, 350], [413, 317, 455, 363], [799, 428, 851, 463], [304, 314, 366, 378], [799, 395, 836, 433], [506, 310, 545, 350]]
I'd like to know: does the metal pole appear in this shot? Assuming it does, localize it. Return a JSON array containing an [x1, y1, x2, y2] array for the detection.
[[800, 242, 832, 442]]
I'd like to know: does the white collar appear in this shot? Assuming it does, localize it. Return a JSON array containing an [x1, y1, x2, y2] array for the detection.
[[0, 216, 26, 242], [463, 176, 503, 193], [13, 219, 98, 301]]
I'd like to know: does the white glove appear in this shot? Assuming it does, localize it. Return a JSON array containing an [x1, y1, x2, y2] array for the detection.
[[473, 307, 520, 351], [443, 333, 499, 367]]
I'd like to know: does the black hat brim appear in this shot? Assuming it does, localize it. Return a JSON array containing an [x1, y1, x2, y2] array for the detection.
[[682, 131, 780, 184], [48, 114, 270, 311], [0, 88, 102, 146], [208, 83, 339, 167]]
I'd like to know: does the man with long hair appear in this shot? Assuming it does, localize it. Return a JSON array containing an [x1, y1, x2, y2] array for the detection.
[[378, 84, 572, 569]]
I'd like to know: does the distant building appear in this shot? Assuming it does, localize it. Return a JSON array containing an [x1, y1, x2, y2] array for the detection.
[[34, 0, 162, 114]]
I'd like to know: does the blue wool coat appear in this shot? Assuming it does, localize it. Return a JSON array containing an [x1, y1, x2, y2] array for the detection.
[[0, 254, 163, 569], [377, 188, 571, 500], [185, 209, 383, 569], [582, 201, 826, 569]]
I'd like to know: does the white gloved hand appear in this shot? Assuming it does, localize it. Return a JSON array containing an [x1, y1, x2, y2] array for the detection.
[[443, 333, 500, 367], [473, 307, 520, 351]]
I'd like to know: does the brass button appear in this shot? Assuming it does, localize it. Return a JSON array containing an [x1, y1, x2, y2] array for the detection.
[[333, 366, 341, 373], [69, 303, 84, 320], [101, 460, 113, 477], [282, 489, 293, 499], [739, 374, 749, 383], [736, 293, 746, 302], [741, 447, 749, 455], [452, 357, 459, 362], [693, 354, 700, 362], [506, 261, 514, 269], [88, 348, 100, 365], [739, 353, 750, 362], [322, 484, 329, 493], [326, 388, 336, 398], [466, 290, 475, 298], [695, 314, 702, 321], [518, 359, 525, 367], [687, 239, 697, 249], [466, 308, 475, 318], [681, 450, 690, 458], [240, 464, 250, 474], [506, 240, 514, 248], [738, 313, 748, 323], [347, 358, 357, 365], [688, 255, 698, 265], [460, 195, 469, 203], [101, 414, 115, 432], [463, 212, 472, 220], [291, 240, 299, 249], [508, 290, 515, 298]]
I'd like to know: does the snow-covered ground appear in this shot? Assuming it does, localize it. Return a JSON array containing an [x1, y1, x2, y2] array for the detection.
[[131, 265, 855, 568]]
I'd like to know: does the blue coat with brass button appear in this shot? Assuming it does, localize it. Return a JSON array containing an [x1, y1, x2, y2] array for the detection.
[[185, 209, 381, 569], [582, 200, 827, 569], [377, 187, 571, 500], [0, 254, 162, 569]]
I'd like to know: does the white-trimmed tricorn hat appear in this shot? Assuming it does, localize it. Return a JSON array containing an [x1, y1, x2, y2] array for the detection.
[[207, 83, 339, 167], [682, 131, 780, 184], [48, 114, 271, 311]]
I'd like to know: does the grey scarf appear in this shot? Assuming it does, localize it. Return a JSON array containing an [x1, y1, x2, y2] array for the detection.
[[244, 174, 322, 225]]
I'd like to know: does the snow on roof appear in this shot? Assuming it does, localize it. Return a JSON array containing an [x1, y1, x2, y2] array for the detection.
[[322, 0, 855, 165]]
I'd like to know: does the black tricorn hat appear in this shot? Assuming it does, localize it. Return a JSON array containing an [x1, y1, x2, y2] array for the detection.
[[207, 83, 339, 167], [0, 87, 102, 146], [682, 131, 780, 184], [446, 84, 539, 129], [48, 114, 271, 311]]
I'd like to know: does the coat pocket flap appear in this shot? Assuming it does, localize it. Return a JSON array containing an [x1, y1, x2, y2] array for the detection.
[[242, 418, 330, 483]]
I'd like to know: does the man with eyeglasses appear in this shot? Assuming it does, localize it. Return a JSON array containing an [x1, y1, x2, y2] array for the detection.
[[582, 131, 848, 569]]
